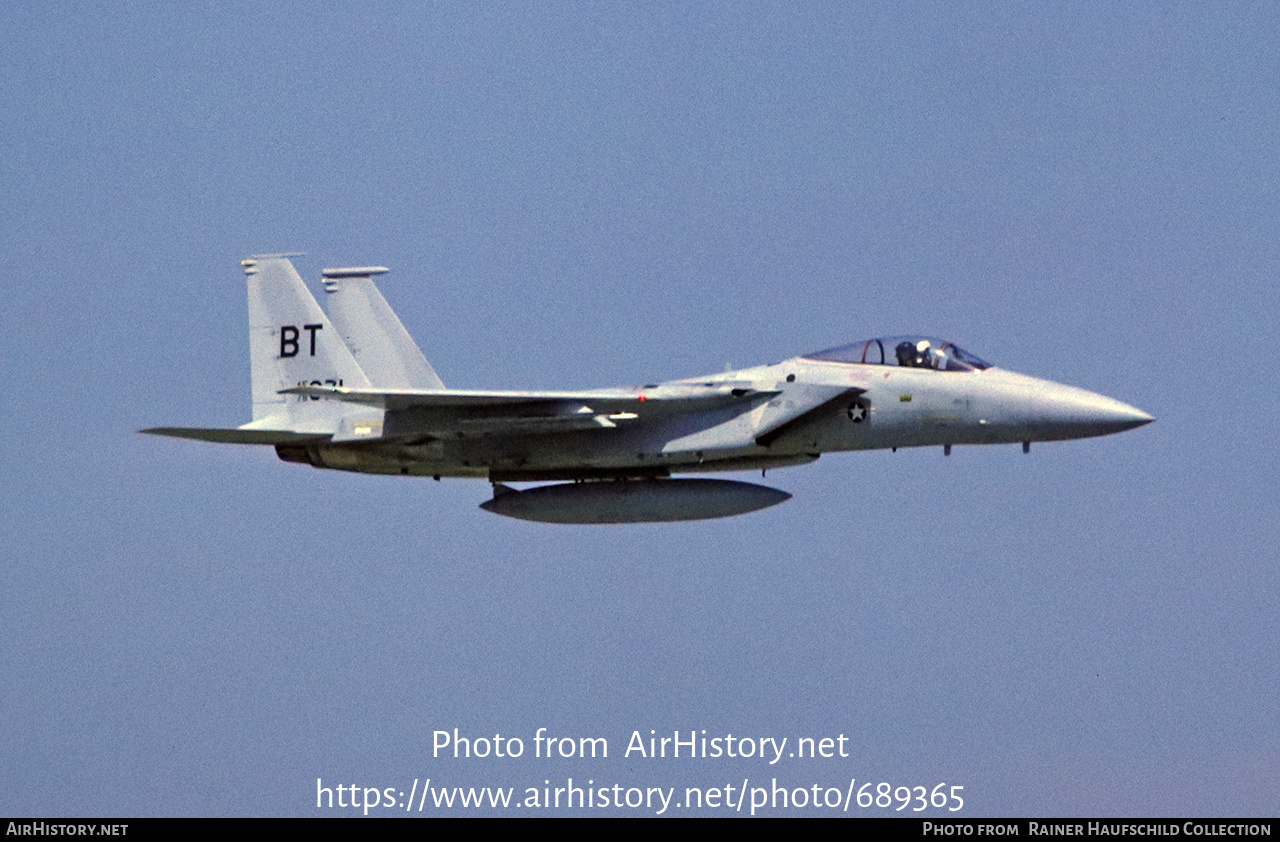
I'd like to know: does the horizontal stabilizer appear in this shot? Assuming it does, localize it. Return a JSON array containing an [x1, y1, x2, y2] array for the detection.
[[140, 427, 329, 445]]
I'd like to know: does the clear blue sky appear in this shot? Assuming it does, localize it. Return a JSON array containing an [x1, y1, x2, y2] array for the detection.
[[2, 2, 1276, 817]]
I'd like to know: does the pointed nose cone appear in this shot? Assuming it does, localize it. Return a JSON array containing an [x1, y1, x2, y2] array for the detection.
[[983, 370, 1153, 442], [1085, 396, 1157, 435], [1102, 401, 1154, 433], [1036, 385, 1154, 439]]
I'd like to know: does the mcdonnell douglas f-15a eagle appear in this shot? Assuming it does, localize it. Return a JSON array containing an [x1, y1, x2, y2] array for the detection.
[[143, 255, 1153, 523]]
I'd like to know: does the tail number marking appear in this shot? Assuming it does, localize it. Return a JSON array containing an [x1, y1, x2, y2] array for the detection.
[[295, 379, 344, 402]]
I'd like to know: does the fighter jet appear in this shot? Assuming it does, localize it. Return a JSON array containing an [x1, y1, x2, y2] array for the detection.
[[143, 255, 1153, 523]]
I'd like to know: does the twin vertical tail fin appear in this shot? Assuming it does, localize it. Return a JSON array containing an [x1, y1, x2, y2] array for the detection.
[[321, 267, 445, 390], [145, 255, 431, 445], [243, 255, 375, 433]]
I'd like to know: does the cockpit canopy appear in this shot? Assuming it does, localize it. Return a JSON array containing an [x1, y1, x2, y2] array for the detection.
[[803, 336, 992, 372]]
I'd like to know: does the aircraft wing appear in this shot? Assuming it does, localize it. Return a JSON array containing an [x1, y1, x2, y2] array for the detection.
[[280, 383, 776, 412], [279, 382, 781, 440], [146, 383, 863, 448]]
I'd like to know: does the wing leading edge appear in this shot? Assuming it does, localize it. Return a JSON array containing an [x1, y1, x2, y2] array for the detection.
[[278, 382, 783, 443]]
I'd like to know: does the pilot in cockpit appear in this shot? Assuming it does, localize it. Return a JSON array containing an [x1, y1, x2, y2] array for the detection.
[[896, 339, 937, 368]]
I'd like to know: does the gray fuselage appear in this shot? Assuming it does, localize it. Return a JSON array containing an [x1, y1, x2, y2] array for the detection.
[[278, 356, 1152, 482]]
